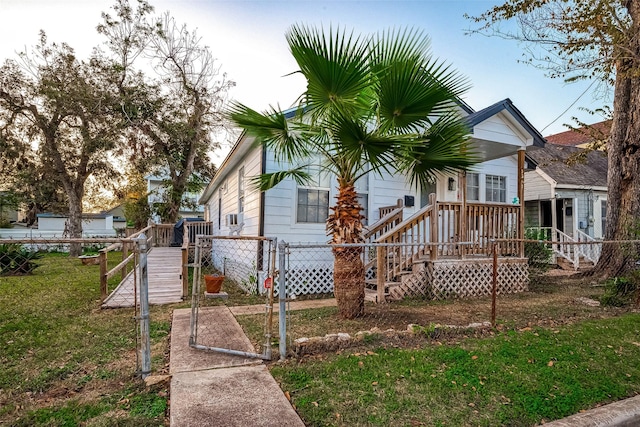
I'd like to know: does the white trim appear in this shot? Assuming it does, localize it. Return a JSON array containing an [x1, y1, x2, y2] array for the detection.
[[556, 184, 608, 192]]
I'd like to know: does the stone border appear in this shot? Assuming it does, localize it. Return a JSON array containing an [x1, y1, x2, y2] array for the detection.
[[293, 321, 492, 356]]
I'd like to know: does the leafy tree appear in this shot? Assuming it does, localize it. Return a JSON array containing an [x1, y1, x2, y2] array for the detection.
[[470, 1, 640, 276], [0, 35, 123, 255], [99, 0, 231, 223], [115, 168, 151, 230], [230, 25, 476, 319]]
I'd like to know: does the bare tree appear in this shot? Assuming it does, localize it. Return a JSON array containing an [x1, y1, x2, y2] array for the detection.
[[100, 1, 232, 223]]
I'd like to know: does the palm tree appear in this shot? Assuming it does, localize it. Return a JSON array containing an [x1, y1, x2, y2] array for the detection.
[[229, 25, 477, 319]]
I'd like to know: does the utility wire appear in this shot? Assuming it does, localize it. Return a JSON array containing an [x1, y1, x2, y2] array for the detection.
[[540, 79, 597, 134]]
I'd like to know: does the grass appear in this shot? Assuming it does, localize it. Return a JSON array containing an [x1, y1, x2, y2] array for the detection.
[[0, 252, 174, 426], [271, 313, 640, 426]]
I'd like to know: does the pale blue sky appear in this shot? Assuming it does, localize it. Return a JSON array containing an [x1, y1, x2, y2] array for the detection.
[[1, 0, 609, 145]]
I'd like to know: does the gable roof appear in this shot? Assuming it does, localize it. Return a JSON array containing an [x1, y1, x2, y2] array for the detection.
[[526, 144, 608, 187], [544, 120, 611, 146], [465, 98, 546, 148]]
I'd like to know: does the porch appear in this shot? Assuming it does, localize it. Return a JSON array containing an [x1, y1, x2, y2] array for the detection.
[[362, 193, 528, 302]]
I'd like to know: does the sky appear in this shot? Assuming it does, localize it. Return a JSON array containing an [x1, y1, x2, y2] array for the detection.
[[0, 0, 610, 161]]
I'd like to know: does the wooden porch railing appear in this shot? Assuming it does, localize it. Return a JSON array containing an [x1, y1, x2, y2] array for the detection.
[[371, 194, 523, 302], [364, 200, 404, 243], [98, 224, 155, 301]]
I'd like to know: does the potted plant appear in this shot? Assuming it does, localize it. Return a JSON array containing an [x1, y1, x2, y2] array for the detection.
[[204, 274, 224, 293]]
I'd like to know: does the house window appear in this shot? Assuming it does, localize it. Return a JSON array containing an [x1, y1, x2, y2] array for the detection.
[[297, 189, 329, 223], [355, 174, 369, 225], [238, 167, 245, 214], [466, 173, 480, 201], [486, 175, 506, 203], [296, 157, 330, 223], [601, 200, 607, 236]]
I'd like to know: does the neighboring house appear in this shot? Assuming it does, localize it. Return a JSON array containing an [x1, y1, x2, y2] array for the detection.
[[103, 204, 127, 234], [146, 174, 205, 223], [524, 123, 609, 240], [544, 120, 610, 149], [200, 98, 545, 243], [36, 213, 117, 236]]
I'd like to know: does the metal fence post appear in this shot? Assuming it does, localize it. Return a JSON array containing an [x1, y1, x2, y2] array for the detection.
[[137, 233, 151, 379], [278, 240, 287, 361]]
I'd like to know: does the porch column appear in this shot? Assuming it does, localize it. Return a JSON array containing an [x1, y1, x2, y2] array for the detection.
[[517, 149, 525, 257], [459, 171, 467, 257]]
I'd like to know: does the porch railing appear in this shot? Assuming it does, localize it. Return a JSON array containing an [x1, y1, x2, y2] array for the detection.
[[99, 224, 156, 301], [575, 229, 602, 266], [369, 194, 522, 301]]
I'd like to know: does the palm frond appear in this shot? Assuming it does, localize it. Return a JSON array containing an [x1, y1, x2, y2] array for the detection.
[[398, 113, 478, 188], [286, 24, 373, 120], [249, 166, 312, 192], [227, 101, 312, 163], [369, 28, 470, 134]]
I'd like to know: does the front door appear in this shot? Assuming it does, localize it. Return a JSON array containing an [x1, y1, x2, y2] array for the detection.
[[420, 181, 437, 208]]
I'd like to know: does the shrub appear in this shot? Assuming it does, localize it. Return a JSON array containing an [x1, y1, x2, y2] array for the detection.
[[0, 243, 43, 275], [600, 276, 639, 307], [524, 228, 553, 271]]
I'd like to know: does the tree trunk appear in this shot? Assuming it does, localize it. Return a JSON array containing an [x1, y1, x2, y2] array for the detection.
[[329, 182, 365, 319], [66, 189, 84, 257], [593, 1, 640, 277]]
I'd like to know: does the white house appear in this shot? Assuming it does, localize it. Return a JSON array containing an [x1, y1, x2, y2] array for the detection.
[[200, 98, 545, 243], [146, 173, 205, 223], [197, 98, 546, 301]]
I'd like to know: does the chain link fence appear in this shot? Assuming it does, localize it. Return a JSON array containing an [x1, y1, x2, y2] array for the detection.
[[189, 236, 277, 359], [0, 237, 162, 378], [268, 238, 640, 358]]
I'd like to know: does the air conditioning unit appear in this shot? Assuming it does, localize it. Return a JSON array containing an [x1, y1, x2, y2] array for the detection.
[[225, 213, 242, 227]]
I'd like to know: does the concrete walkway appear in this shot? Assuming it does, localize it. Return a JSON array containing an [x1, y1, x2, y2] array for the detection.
[[170, 300, 640, 426], [169, 308, 304, 427]]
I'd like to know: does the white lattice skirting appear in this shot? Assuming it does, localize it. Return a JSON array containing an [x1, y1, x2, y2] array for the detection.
[[427, 258, 529, 300]]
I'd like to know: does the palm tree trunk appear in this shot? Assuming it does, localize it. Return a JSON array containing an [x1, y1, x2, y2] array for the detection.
[[333, 246, 364, 318], [328, 182, 365, 319]]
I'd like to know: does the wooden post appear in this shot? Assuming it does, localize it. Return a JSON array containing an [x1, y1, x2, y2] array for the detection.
[[181, 247, 189, 298], [517, 149, 526, 257], [99, 250, 108, 301], [121, 241, 129, 281], [491, 242, 498, 327], [376, 246, 385, 303], [429, 193, 438, 261], [459, 171, 467, 258]]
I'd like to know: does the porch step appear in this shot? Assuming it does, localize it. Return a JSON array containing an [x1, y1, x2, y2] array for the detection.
[[365, 279, 403, 288], [364, 288, 387, 303], [364, 283, 403, 303]]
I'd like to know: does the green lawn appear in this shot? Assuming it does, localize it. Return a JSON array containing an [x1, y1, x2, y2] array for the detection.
[[271, 313, 640, 426], [0, 252, 175, 426]]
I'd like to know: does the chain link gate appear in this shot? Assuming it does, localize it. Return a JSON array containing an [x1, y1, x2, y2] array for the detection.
[[189, 236, 277, 360]]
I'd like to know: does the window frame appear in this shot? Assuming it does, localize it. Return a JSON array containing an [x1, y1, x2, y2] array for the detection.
[[466, 172, 480, 201], [485, 174, 507, 203], [238, 166, 245, 214], [296, 157, 331, 224]]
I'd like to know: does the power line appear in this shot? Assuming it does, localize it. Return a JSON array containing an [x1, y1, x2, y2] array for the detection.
[[540, 79, 598, 134]]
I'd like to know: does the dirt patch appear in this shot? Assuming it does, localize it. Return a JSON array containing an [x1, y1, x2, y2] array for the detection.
[[274, 273, 631, 357]]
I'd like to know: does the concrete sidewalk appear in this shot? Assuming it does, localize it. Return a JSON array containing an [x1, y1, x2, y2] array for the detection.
[[169, 308, 304, 427]]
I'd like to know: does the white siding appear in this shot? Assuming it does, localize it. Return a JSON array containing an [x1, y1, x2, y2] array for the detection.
[[524, 170, 553, 201], [467, 155, 519, 203], [472, 113, 529, 147], [262, 152, 521, 243], [207, 143, 263, 237]]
